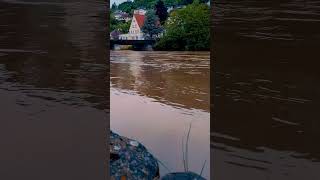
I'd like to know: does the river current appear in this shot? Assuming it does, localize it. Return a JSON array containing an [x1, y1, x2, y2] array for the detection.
[[212, 0, 320, 179], [110, 50, 210, 179], [0, 1, 107, 179]]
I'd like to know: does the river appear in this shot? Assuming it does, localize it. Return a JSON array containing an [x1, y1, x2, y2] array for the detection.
[[0, 1, 107, 179], [110, 50, 210, 179], [213, 0, 320, 179]]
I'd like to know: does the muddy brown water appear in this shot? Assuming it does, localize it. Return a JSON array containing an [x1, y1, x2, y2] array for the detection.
[[3, 0, 319, 179], [110, 50, 210, 179], [0, 1, 107, 179], [213, 0, 320, 179]]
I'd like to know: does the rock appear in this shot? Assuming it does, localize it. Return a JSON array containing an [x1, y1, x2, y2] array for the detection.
[[161, 172, 206, 180], [129, 140, 139, 147], [110, 131, 160, 180]]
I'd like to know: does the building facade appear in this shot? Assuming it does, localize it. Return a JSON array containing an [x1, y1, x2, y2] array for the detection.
[[119, 9, 146, 40]]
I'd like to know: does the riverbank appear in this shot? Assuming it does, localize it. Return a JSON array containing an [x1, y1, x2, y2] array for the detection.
[[110, 131, 207, 179], [110, 131, 160, 179]]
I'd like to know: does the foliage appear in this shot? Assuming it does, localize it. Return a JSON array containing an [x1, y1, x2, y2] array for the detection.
[[115, 0, 209, 13], [118, 1, 137, 15], [163, 0, 177, 7], [111, 2, 118, 11], [110, 13, 118, 32], [134, 0, 158, 9], [155, 2, 210, 50], [110, 13, 131, 33], [179, 0, 193, 5], [117, 21, 131, 33], [199, 0, 209, 4], [177, 0, 209, 6], [155, 0, 168, 25], [141, 10, 163, 39]]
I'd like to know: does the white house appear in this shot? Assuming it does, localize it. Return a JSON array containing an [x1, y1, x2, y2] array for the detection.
[[119, 9, 147, 40], [114, 10, 132, 22]]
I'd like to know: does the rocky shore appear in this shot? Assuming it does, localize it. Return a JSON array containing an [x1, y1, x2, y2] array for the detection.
[[110, 131, 160, 180], [110, 131, 206, 180]]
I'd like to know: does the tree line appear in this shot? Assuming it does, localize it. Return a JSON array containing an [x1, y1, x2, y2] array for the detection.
[[111, 0, 209, 13]]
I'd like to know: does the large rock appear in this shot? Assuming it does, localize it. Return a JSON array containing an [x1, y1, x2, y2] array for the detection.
[[110, 131, 160, 180]]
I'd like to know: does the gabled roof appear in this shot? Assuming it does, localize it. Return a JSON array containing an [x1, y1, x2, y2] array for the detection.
[[134, 14, 145, 28]]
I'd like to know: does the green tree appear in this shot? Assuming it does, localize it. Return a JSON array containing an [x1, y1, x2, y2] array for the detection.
[[199, 0, 209, 4], [111, 2, 118, 11], [164, 0, 177, 7], [110, 13, 118, 32], [155, 2, 210, 50], [110, 13, 130, 33], [155, 0, 168, 25], [141, 10, 163, 39], [118, 1, 137, 14], [134, 0, 157, 9], [116, 21, 131, 33]]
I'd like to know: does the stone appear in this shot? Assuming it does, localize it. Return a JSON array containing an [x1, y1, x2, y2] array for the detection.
[[110, 131, 160, 180], [129, 140, 139, 147]]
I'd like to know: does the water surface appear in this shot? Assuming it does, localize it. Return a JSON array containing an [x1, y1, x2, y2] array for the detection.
[[110, 50, 210, 179], [213, 0, 320, 179], [0, 1, 107, 179]]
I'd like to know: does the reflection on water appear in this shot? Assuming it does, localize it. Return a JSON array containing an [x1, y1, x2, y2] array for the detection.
[[110, 51, 210, 178], [213, 0, 320, 179], [0, 1, 107, 179]]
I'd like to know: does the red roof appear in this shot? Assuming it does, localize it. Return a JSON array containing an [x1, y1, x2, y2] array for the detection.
[[134, 14, 145, 28]]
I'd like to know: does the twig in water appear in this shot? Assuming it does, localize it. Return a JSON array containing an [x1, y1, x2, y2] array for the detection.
[[156, 158, 171, 174], [137, 145, 172, 174], [182, 136, 186, 172], [185, 123, 192, 172], [199, 160, 207, 177]]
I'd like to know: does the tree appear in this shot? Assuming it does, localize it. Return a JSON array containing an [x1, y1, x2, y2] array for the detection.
[[116, 21, 131, 33], [141, 10, 163, 39], [164, 0, 177, 7], [155, 0, 168, 25], [134, 0, 158, 9], [199, 0, 209, 4], [111, 2, 118, 11], [110, 13, 118, 32], [179, 0, 193, 5], [118, 1, 137, 15], [110, 13, 130, 33], [155, 2, 210, 50]]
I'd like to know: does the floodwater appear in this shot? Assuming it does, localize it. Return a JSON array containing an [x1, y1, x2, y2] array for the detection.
[[213, 0, 320, 180], [110, 51, 210, 179], [0, 1, 107, 180]]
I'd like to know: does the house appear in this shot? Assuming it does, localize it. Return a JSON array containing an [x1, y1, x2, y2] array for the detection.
[[114, 10, 132, 22], [119, 9, 147, 40]]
